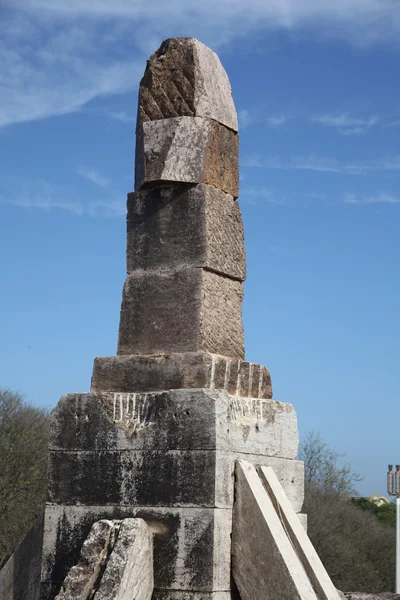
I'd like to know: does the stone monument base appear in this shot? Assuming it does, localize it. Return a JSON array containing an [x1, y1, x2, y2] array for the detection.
[[91, 352, 272, 398], [39, 388, 304, 599]]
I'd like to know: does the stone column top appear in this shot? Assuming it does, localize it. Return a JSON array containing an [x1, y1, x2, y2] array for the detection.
[[138, 37, 238, 132]]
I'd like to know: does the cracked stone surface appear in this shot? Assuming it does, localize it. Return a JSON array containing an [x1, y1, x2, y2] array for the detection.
[[54, 518, 153, 600], [138, 37, 238, 132], [126, 184, 245, 281], [135, 116, 239, 197]]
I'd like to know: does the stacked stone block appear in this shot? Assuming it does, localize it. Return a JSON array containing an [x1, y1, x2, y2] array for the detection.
[[35, 38, 305, 600]]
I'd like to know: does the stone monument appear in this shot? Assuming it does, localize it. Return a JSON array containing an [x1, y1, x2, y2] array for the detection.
[[0, 37, 306, 600]]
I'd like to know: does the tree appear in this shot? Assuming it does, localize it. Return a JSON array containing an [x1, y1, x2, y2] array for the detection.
[[299, 431, 395, 593], [0, 389, 50, 569], [299, 430, 363, 496]]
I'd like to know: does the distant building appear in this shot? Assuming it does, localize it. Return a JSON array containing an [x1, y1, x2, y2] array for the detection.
[[368, 494, 390, 506]]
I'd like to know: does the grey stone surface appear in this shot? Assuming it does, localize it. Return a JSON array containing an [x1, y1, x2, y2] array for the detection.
[[135, 117, 239, 198], [344, 596, 400, 600], [126, 184, 245, 281], [117, 269, 244, 359], [151, 593, 237, 599], [298, 512, 308, 531], [47, 447, 303, 509], [95, 519, 153, 600], [41, 504, 232, 598], [259, 466, 340, 600], [54, 519, 119, 600], [49, 390, 297, 456], [232, 460, 318, 600], [138, 38, 238, 132], [91, 353, 272, 398], [53, 518, 153, 600], [0, 514, 43, 600]]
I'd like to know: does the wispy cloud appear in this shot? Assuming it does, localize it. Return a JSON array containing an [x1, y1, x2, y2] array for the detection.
[[238, 110, 290, 130], [238, 109, 254, 130], [266, 115, 290, 127], [77, 166, 110, 189], [243, 153, 400, 175], [2, 1, 400, 128], [311, 113, 380, 135], [344, 192, 400, 205], [241, 187, 284, 205], [104, 110, 136, 124], [0, 174, 125, 217]]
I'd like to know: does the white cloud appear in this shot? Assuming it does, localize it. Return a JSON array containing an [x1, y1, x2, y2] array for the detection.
[[77, 166, 110, 189], [311, 113, 380, 135], [0, 174, 125, 217], [238, 109, 253, 129], [344, 192, 400, 204], [241, 187, 284, 204], [266, 115, 290, 127], [2, 1, 400, 128], [243, 153, 400, 175]]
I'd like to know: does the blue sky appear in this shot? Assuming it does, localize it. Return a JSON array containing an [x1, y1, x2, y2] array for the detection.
[[1, 1, 400, 497]]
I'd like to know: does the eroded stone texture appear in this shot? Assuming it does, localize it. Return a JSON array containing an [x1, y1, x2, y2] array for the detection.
[[95, 519, 153, 600], [41, 504, 233, 598], [117, 269, 244, 358], [91, 352, 272, 398], [0, 514, 43, 600], [47, 449, 303, 510], [232, 460, 318, 600], [259, 466, 340, 600], [135, 117, 239, 197], [53, 519, 153, 600], [49, 390, 296, 458], [127, 184, 245, 281], [343, 595, 400, 599], [138, 38, 238, 132], [54, 519, 119, 600]]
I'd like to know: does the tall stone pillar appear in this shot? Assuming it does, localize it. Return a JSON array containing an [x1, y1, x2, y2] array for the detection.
[[39, 38, 304, 600]]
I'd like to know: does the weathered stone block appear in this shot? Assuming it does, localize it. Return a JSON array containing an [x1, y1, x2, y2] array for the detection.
[[127, 184, 245, 281], [54, 519, 119, 600], [0, 514, 43, 600], [47, 447, 303, 510], [117, 269, 244, 358], [49, 390, 297, 458], [41, 504, 232, 598], [91, 352, 272, 398], [135, 117, 239, 198], [95, 519, 153, 600], [232, 460, 318, 600], [259, 466, 340, 600], [138, 38, 238, 132]]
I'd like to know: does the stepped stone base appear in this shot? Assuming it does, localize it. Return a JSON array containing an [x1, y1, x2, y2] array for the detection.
[[92, 352, 272, 398], [38, 388, 303, 599]]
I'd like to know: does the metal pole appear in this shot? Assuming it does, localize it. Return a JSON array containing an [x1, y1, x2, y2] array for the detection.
[[397, 497, 400, 593]]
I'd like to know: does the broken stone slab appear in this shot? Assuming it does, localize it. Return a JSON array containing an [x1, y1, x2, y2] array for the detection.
[[49, 389, 296, 457], [126, 184, 245, 281], [91, 352, 271, 398], [135, 117, 239, 198], [0, 514, 44, 600], [232, 460, 318, 600], [47, 446, 303, 510], [54, 518, 153, 600], [54, 519, 119, 600], [138, 37, 238, 132], [259, 466, 341, 600], [41, 504, 233, 598], [117, 269, 244, 359], [94, 519, 153, 600]]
